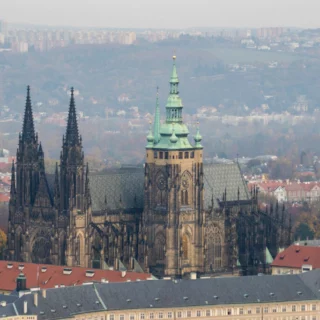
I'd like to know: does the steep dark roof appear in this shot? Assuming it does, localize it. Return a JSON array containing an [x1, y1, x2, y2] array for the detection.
[[204, 163, 250, 209], [1, 270, 320, 319], [88, 163, 250, 212], [89, 167, 144, 212]]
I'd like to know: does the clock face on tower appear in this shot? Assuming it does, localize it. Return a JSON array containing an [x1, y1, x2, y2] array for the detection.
[[157, 176, 166, 190]]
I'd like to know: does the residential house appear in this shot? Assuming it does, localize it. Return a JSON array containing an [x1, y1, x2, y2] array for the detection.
[[272, 245, 320, 275]]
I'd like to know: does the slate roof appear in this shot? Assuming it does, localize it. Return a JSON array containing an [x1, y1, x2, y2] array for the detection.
[[89, 167, 145, 212], [203, 163, 250, 209], [1, 270, 320, 319], [0, 294, 18, 304], [88, 163, 250, 212]]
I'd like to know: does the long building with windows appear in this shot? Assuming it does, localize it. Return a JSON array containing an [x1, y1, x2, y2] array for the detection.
[[1, 270, 320, 319]]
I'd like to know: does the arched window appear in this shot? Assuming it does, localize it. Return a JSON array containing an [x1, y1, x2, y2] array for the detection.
[[155, 233, 165, 262], [207, 226, 222, 270], [182, 234, 189, 260], [75, 234, 84, 266], [15, 229, 22, 262]]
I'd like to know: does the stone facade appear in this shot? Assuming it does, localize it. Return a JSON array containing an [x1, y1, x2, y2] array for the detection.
[[7, 58, 290, 278]]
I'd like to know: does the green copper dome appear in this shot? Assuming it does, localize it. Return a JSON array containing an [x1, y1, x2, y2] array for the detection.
[[146, 55, 203, 151]]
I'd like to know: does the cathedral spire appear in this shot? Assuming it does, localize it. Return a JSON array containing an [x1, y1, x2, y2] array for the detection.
[[54, 162, 60, 203], [65, 87, 80, 146], [166, 55, 183, 123], [153, 87, 160, 144], [10, 160, 16, 196], [38, 142, 45, 171], [22, 86, 36, 144]]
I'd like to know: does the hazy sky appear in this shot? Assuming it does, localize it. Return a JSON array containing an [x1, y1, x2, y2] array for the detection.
[[1, 0, 319, 29]]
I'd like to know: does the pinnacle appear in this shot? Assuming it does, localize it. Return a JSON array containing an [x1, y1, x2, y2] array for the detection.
[[22, 85, 36, 144], [65, 87, 80, 146]]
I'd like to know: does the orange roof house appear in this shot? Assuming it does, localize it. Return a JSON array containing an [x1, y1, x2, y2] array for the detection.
[[271, 245, 320, 275]]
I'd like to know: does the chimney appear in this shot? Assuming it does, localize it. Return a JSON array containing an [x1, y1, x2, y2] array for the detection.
[[23, 301, 27, 314], [16, 273, 27, 292], [34, 292, 38, 307], [42, 289, 46, 299], [190, 272, 197, 280]]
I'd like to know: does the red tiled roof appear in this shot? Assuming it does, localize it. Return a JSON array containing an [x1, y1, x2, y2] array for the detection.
[[272, 245, 320, 269], [0, 261, 152, 292], [0, 193, 9, 202]]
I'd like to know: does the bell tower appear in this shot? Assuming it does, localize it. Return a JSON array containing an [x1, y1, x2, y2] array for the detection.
[[143, 56, 204, 278]]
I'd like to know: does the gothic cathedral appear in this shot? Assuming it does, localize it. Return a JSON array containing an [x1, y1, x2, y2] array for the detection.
[[7, 87, 92, 267], [7, 56, 290, 278]]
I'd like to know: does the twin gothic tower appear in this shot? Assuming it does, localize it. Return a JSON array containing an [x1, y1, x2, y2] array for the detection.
[[7, 87, 92, 266]]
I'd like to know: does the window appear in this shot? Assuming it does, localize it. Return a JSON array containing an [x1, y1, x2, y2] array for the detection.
[[248, 309, 252, 314], [292, 305, 296, 312], [239, 308, 243, 315], [179, 152, 183, 159], [177, 311, 182, 318], [227, 309, 232, 315], [186, 311, 191, 317], [272, 308, 277, 313], [158, 313, 163, 319], [282, 306, 286, 312], [206, 310, 211, 316], [196, 310, 201, 317], [168, 312, 173, 319], [190, 151, 195, 159], [120, 316, 124, 320], [159, 152, 163, 159], [165, 152, 168, 159], [154, 152, 158, 159], [130, 315, 135, 320], [140, 314, 145, 320], [264, 307, 268, 313], [185, 152, 189, 159], [301, 305, 306, 311], [181, 190, 189, 206], [312, 304, 316, 311], [149, 313, 154, 320], [109, 316, 115, 320], [256, 307, 260, 314]]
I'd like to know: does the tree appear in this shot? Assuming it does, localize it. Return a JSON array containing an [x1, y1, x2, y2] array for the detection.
[[269, 158, 293, 180], [0, 229, 7, 260]]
